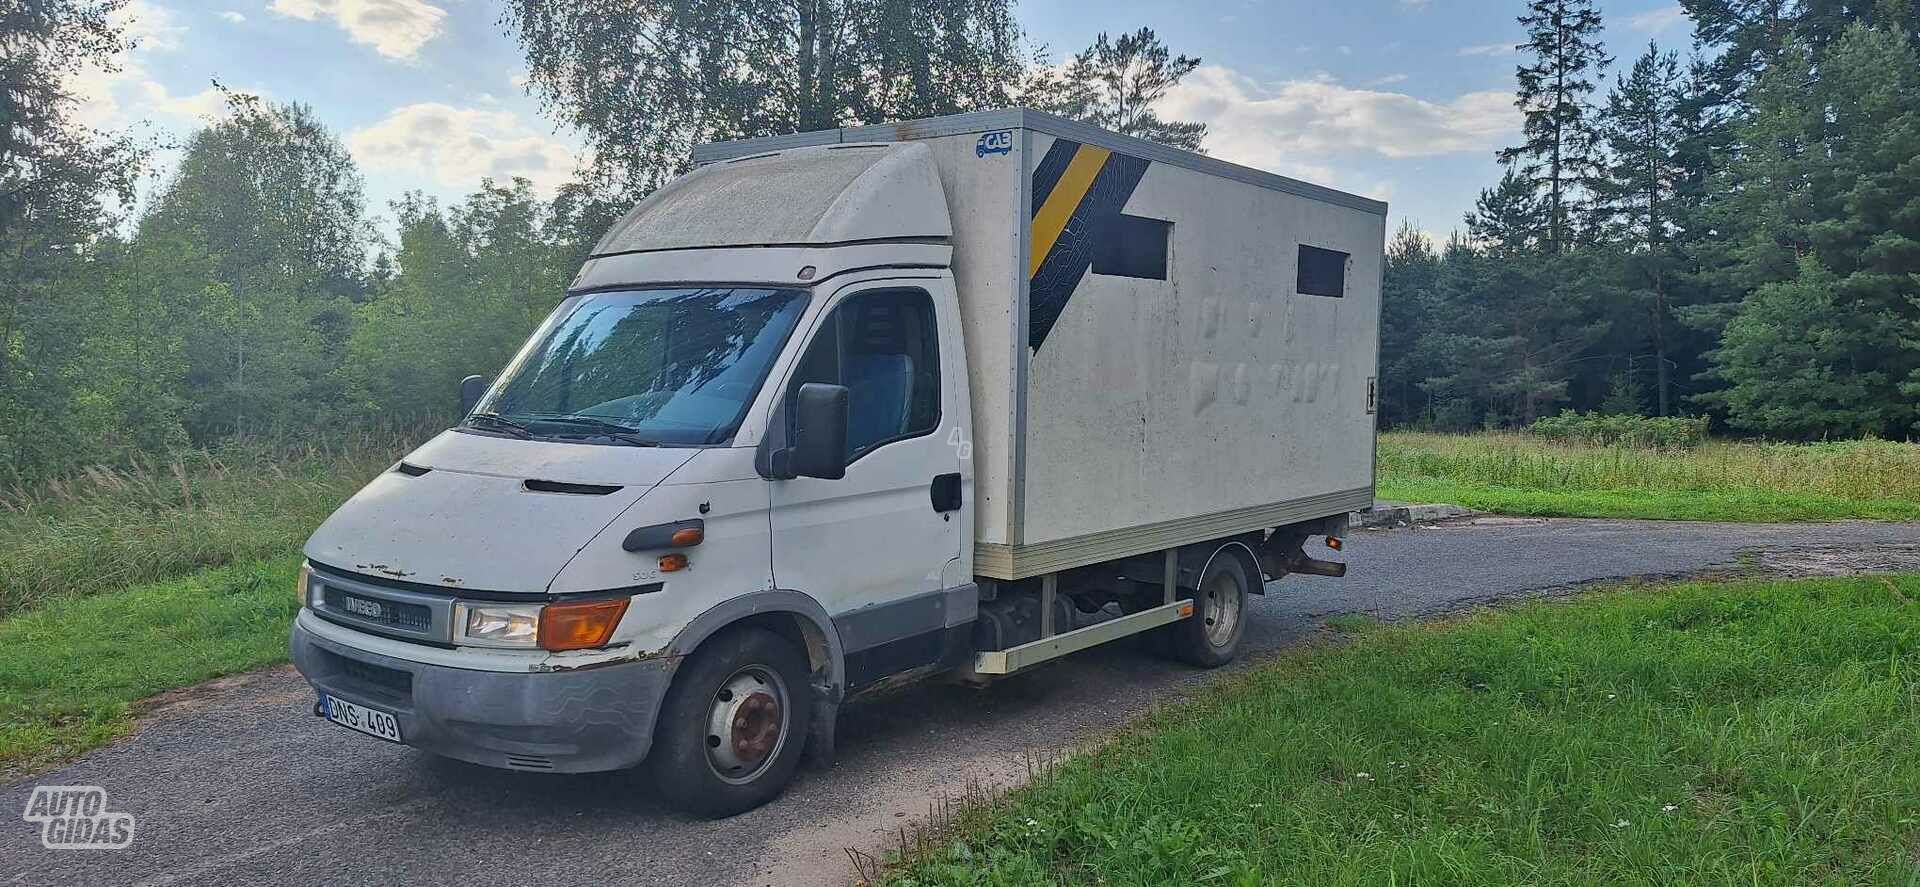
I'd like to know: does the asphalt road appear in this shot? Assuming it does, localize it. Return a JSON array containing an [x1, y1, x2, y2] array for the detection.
[[10, 517, 1920, 887]]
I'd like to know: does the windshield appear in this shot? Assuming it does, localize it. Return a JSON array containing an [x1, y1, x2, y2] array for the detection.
[[471, 287, 809, 446]]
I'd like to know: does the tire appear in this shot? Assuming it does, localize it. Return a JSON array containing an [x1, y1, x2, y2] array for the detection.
[[648, 627, 812, 818], [1165, 546, 1253, 668]]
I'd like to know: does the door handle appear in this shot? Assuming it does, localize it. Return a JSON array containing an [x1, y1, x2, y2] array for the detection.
[[930, 473, 962, 512]]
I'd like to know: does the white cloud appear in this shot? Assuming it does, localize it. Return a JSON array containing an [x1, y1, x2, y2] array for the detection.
[[123, 0, 186, 51], [1627, 5, 1688, 33], [1459, 43, 1517, 57], [73, 62, 251, 131], [219, 10, 246, 23], [1159, 65, 1521, 176], [1400, 0, 1430, 7], [68, 1, 247, 131], [1372, 73, 1410, 85], [268, 0, 446, 60], [347, 103, 582, 195], [158, 86, 236, 120]]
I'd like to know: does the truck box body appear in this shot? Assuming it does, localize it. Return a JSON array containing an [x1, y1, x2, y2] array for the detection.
[[694, 110, 1386, 579]]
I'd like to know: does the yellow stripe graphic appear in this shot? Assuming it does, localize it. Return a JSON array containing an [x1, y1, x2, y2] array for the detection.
[[1028, 144, 1112, 279]]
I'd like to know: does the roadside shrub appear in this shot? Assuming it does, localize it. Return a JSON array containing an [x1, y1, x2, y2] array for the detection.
[[1529, 410, 1710, 449]]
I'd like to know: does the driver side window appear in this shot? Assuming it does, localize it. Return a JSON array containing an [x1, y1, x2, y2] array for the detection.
[[787, 288, 940, 461]]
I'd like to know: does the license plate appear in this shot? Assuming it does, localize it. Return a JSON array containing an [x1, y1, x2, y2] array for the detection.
[[320, 694, 402, 743]]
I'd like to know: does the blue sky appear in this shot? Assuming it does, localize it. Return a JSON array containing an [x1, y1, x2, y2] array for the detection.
[[87, 0, 1696, 242]]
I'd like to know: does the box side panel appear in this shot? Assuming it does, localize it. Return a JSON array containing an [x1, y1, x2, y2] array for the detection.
[[1018, 133, 1384, 546], [914, 129, 1022, 547]]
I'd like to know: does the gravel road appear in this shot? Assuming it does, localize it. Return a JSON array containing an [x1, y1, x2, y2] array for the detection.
[[10, 517, 1920, 887]]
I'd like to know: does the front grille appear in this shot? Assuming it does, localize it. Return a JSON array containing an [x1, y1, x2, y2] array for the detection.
[[305, 562, 467, 646], [324, 587, 431, 632]]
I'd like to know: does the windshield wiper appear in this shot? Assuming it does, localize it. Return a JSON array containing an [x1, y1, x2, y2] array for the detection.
[[530, 415, 662, 447], [466, 412, 533, 439]]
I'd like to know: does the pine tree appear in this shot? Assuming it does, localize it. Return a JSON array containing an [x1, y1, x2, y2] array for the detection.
[[1703, 11, 1920, 437], [1023, 28, 1209, 151], [1597, 43, 1687, 414], [1465, 169, 1548, 256], [1379, 222, 1444, 426], [1680, 0, 1920, 103], [1500, 0, 1611, 254]]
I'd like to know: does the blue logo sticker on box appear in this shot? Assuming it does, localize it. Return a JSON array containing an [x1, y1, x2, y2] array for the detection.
[[976, 130, 1013, 158]]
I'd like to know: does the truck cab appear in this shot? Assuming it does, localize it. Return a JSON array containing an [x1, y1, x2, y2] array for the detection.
[[292, 111, 1380, 818], [294, 141, 985, 815]]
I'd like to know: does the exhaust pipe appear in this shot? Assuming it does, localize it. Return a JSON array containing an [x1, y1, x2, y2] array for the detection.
[[1288, 555, 1347, 578], [1259, 528, 1350, 580]]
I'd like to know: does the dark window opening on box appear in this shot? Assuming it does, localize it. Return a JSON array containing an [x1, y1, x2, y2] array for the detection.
[[1092, 215, 1171, 280], [1297, 244, 1348, 297]]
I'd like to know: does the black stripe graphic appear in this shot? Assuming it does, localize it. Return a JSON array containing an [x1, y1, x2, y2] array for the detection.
[[1030, 138, 1080, 211], [1028, 142, 1149, 351]]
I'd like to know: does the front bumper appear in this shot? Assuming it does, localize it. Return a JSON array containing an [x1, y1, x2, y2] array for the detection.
[[291, 615, 674, 773]]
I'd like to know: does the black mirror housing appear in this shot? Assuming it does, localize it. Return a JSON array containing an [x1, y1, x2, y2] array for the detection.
[[459, 375, 490, 416], [790, 382, 849, 480]]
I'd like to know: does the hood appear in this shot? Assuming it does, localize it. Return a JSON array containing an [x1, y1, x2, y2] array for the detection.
[[304, 430, 698, 593]]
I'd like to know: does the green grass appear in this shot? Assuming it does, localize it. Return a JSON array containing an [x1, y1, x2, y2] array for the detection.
[[890, 575, 1920, 886], [4, 426, 1916, 779], [0, 556, 300, 777], [1379, 432, 1920, 521], [0, 428, 423, 618]]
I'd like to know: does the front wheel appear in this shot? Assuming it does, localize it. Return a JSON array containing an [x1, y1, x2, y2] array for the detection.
[[648, 627, 811, 818], [1165, 546, 1253, 668]]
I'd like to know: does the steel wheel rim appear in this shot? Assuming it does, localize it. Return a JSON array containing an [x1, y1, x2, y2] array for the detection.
[[703, 665, 790, 785], [1201, 568, 1243, 648]]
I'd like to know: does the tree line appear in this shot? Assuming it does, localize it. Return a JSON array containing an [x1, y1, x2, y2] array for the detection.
[[1, 0, 1202, 483], [1381, 0, 1920, 440], [4, 0, 1916, 485]]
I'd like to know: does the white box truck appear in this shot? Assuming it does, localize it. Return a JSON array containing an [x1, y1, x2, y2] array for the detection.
[[291, 109, 1385, 817]]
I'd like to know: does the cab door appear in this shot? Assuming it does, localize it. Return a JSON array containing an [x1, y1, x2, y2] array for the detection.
[[767, 278, 966, 686]]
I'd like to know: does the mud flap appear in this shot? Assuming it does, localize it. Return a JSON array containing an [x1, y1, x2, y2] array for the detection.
[[804, 695, 838, 770]]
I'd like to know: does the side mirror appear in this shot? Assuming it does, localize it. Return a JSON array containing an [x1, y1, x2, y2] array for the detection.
[[788, 382, 848, 480], [459, 375, 490, 416]]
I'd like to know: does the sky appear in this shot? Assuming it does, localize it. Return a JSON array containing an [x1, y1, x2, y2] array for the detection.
[[84, 0, 1699, 242]]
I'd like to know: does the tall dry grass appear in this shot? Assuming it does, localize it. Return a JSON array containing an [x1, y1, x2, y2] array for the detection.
[[0, 424, 436, 618], [1379, 432, 1920, 505]]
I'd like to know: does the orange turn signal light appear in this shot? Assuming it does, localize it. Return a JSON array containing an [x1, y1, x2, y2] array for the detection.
[[538, 598, 629, 651], [1326, 536, 1343, 551], [1178, 602, 1194, 618], [669, 526, 704, 547], [658, 552, 690, 572]]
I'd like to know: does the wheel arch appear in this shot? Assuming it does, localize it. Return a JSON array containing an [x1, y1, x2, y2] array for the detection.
[[666, 590, 846, 702], [1181, 537, 1265, 594]]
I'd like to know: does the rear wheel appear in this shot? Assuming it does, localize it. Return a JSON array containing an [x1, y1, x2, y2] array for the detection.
[[1165, 547, 1253, 667], [648, 627, 811, 818]]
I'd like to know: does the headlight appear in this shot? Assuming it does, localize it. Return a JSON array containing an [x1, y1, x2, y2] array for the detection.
[[296, 562, 315, 608], [456, 603, 542, 648]]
